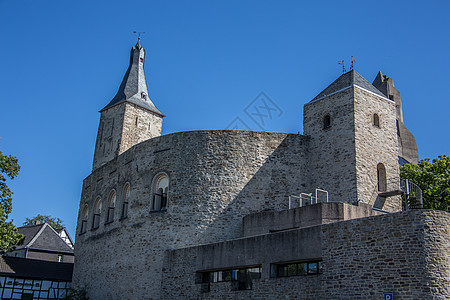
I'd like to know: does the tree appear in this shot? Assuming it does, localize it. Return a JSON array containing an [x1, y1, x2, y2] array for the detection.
[[24, 214, 65, 231], [0, 150, 23, 254], [400, 155, 450, 212]]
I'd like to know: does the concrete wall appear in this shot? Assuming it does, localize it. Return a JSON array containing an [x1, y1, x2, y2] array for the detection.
[[161, 210, 450, 300], [73, 130, 310, 300], [242, 202, 381, 237]]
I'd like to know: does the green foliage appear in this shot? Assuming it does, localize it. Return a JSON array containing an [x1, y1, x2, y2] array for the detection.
[[24, 214, 65, 231], [400, 155, 450, 212], [0, 150, 23, 254], [63, 287, 89, 300]]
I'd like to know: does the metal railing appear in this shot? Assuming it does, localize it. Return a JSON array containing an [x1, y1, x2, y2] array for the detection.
[[289, 189, 328, 209], [371, 177, 423, 210]]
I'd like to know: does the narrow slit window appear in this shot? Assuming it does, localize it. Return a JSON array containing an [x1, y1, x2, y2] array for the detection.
[[80, 205, 88, 234], [106, 190, 116, 223], [373, 114, 380, 127], [323, 115, 331, 129], [92, 198, 102, 229], [122, 183, 130, 218]]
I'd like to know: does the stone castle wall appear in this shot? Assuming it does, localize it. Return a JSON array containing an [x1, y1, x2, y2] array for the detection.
[[93, 103, 163, 170], [73, 130, 310, 300], [119, 103, 163, 155], [303, 87, 358, 203], [353, 86, 401, 211], [161, 210, 450, 300], [92, 104, 126, 170]]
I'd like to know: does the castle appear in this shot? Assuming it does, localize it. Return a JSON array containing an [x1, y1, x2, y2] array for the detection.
[[73, 40, 449, 299]]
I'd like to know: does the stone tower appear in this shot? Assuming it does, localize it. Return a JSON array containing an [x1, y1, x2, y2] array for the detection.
[[304, 70, 401, 211], [372, 71, 419, 165], [92, 38, 164, 170]]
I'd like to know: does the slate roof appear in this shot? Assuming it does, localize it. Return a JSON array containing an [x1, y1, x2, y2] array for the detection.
[[310, 69, 387, 102], [16, 224, 45, 250], [0, 256, 73, 281], [101, 39, 164, 116], [15, 223, 74, 254]]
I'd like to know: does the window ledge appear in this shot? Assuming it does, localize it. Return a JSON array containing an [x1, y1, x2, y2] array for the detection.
[[104, 221, 114, 225], [119, 216, 128, 221], [91, 227, 99, 231], [150, 209, 167, 214]]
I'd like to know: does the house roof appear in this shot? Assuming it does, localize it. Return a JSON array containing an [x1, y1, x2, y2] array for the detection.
[[101, 38, 164, 116], [0, 256, 73, 281], [310, 69, 387, 102], [15, 223, 74, 254]]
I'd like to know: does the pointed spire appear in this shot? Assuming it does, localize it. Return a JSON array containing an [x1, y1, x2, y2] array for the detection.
[[135, 37, 142, 50], [101, 40, 163, 116]]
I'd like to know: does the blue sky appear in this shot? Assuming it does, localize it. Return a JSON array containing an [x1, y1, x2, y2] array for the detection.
[[1, 0, 449, 238]]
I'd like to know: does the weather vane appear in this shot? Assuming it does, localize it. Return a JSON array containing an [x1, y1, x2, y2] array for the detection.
[[338, 60, 346, 74], [338, 57, 356, 74], [133, 31, 146, 40]]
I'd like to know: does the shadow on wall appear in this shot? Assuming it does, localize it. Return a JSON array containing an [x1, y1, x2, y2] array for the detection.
[[196, 134, 312, 243]]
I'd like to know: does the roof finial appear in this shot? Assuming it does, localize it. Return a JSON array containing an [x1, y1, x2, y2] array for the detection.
[[350, 56, 356, 71], [338, 60, 346, 74], [133, 31, 146, 48]]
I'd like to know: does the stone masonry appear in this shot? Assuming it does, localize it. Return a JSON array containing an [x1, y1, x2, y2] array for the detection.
[[161, 209, 450, 300], [73, 40, 436, 300]]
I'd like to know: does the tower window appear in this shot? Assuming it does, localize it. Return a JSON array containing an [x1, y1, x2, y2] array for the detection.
[[141, 92, 147, 100], [323, 115, 331, 129], [377, 163, 387, 192], [121, 183, 130, 219], [373, 114, 380, 127], [151, 173, 169, 211], [80, 205, 89, 234], [106, 190, 116, 223], [92, 197, 102, 229]]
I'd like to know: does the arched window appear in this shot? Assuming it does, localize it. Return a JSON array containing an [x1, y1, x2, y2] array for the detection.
[[80, 205, 88, 234], [377, 163, 387, 192], [323, 115, 331, 129], [373, 114, 380, 127], [92, 197, 102, 229], [106, 190, 116, 223], [121, 183, 130, 218], [152, 173, 169, 211]]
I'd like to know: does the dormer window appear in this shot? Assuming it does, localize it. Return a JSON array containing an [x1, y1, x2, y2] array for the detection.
[[373, 114, 380, 128], [141, 92, 147, 100], [323, 115, 331, 129]]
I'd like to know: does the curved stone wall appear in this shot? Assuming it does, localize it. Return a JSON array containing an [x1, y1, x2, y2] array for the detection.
[[73, 130, 310, 299]]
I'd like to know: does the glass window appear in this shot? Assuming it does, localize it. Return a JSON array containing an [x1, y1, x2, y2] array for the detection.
[[308, 262, 318, 274], [122, 183, 130, 218], [92, 197, 102, 229], [152, 173, 169, 211], [80, 205, 88, 234], [106, 190, 116, 223], [2, 288, 12, 298], [274, 260, 322, 277]]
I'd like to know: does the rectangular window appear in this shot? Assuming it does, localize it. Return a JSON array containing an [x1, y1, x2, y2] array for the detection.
[[274, 260, 322, 277], [197, 266, 261, 290], [121, 201, 128, 218]]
